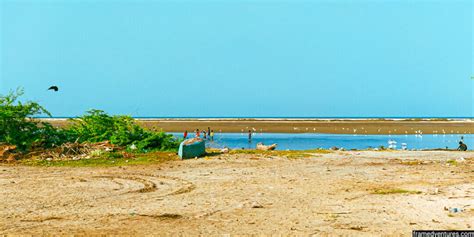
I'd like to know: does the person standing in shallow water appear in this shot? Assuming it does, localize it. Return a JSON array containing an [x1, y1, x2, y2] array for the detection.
[[458, 141, 468, 151], [207, 127, 211, 139], [210, 130, 214, 141], [195, 129, 200, 138], [183, 130, 188, 139], [248, 130, 252, 143], [203, 130, 207, 139]]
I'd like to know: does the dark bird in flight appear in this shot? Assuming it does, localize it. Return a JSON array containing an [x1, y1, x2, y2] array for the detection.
[[48, 86, 59, 92]]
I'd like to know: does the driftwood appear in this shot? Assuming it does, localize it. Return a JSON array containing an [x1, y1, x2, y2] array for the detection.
[[40, 141, 117, 160], [0, 145, 18, 162], [1, 141, 121, 162], [256, 143, 277, 151]]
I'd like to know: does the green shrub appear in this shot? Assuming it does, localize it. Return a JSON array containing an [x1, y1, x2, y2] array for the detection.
[[0, 89, 66, 150], [136, 132, 179, 151], [0, 89, 180, 152], [68, 110, 180, 151]]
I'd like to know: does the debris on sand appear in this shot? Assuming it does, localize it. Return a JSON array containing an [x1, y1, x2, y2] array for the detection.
[[40, 141, 117, 161], [137, 213, 183, 220], [256, 143, 277, 151], [250, 201, 264, 208], [220, 147, 230, 153], [236, 201, 264, 209], [20, 216, 63, 222], [429, 188, 439, 195], [447, 207, 463, 213], [350, 225, 366, 231], [0, 144, 19, 162]]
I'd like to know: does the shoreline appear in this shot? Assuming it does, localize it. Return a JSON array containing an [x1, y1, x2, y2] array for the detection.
[[42, 118, 474, 135]]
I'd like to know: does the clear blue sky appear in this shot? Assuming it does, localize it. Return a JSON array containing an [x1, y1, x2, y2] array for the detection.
[[1, 0, 472, 117]]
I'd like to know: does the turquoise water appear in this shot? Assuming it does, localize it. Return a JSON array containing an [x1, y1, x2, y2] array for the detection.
[[171, 133, 471, 150]]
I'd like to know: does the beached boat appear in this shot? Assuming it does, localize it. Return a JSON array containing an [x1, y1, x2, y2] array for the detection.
[[256, 142, 277, 151], [178, 138, 206, 159]]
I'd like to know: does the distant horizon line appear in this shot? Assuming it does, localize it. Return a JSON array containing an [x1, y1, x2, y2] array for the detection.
[[38, 116, 474, 120]]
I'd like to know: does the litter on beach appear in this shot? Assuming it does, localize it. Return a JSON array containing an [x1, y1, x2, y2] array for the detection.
[[256, 143, 277, 151]]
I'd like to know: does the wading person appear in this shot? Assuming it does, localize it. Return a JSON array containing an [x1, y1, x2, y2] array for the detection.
[[195, 129, 200, 138], [207, 127, 211, 139], [203, 130, 207, 139], [210, 130, 214, 141], [183, 130, 188, 139], [248, 130, 252, 143], [458, 141, 468, 151]]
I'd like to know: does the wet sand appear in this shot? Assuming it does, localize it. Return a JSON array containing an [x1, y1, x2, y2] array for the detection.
[[44, 118, 474, 135], [1, 151, 472, 235]]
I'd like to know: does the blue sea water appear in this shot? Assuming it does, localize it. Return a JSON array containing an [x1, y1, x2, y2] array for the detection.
[[170, 133, 472, 150]]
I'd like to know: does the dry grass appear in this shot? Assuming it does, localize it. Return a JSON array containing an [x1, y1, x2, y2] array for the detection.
[[446, 159, 458, 166], [400, 160, 424, 165]]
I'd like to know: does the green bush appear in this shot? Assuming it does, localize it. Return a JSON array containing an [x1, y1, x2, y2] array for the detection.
[[0, 89, 65, 150], [0, 89, 180, 152], [135, 132, 179, 151], [68, 110, 180, 151]]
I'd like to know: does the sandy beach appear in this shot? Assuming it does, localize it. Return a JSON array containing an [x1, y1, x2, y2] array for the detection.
[[43, 118, 474, 135], [4, 0, 472, 235], [1, 150, 472, 235]]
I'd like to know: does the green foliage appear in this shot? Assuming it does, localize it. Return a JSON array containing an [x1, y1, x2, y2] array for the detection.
[[446, 159, 458, 166], [35, 122, 74, 148], [67, 110, 143, 145], [0, 89, 61, 150], [135, 132, 179, 151], [0, 89, 181, 152], [67, 110, 180, 151]]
